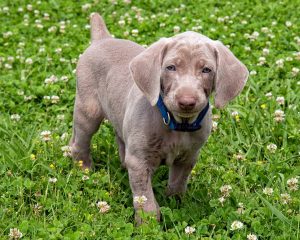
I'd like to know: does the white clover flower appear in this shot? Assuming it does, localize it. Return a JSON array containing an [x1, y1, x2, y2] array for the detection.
[[9, 228, 23, 239], [5, 63, 12, 69], [82, 175, 90, 181], [272, 21, 277, 26], [263, 48, 270, 56], [234, 152, 245, 160], [276, 59, 284, 68], [97, 201, 110, 213], [51, 96, 60, 104], [251, 31, 259, 40], [7, 56, 15, 62], [287, 177, 298, 191], [261, 27, 269, 33], [36, 23, 44, 29], [247, 233, 258, 240], [44, 13, 50, 20], [295, 36, 300, 46], [258, 56, 266, 66], [244, 33, 251, 39], [24, 96, 33, 101], [237, 202, 245, 214], [27, 4, 33, 11], [230, 220, 243, 230], [55, 48, 62, 54], [43, 96, 50, 101], [274, 109, 285, 122], [48, 26, 57, 33], [250, 70, 257, 75], [44, 75, 58, 84], [294, 52, 300, 60], [276, 96, 285, 105], [133, 195, 148, 207], [131, 29, 139, 37], [17, 90, 24, 96], [57, 114, 65, 120], [231, 111, 239, 117], [185, 226, 196, 235], [61, 25, 67, 32], [61, 132, 68, 140], [285, 57, 292, 62], [33, 203, 43, 215], [48, 177, 57, 183], [39, 47, 45, 53], [61, 146, 72, 157], [118, 20, 125, 27], [218, 196, 226, 205], [25, 58, 33, 65], [41, 130, 51, 141], [137, 16, 144, 23], [292, 67, 299, 76], [281, 193, 291, 204], [267, 143, 277, 153], [265, 92, 272, 98], [11, 114, 21, 121], [217, 17, 225, 23], [212, 121, 218, 132], [285, 21, 292, 27], [220, 185, 232, 197], [263, 187, 274, 196], [3, 31, 13, 38], [2, 6, 10, 13], [173, 26, 181, 33], [81, 3, 91, 11]]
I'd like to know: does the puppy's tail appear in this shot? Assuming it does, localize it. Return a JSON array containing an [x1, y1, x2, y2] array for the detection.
[[90, 13, 111, 42]]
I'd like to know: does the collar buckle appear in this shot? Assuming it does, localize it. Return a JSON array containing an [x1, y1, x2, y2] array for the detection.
[[163, 112, 171, 126]]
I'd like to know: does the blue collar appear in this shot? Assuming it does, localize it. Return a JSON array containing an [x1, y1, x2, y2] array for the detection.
[[156, 95, 210, 132]]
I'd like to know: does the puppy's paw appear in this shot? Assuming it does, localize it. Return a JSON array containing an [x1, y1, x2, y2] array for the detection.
[[70, 145, 93, 170]]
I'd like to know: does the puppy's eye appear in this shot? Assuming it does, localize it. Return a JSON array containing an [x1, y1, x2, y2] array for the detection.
[[202, 67, 212, 73], [166, 65, 176, 71]]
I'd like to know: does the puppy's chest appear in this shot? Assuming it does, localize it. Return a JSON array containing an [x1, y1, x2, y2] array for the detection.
[[160, 133, 199, 166]]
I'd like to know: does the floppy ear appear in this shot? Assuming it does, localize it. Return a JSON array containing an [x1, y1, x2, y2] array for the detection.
[[129, 38, 169, 106], [213, 41, 249, 109]]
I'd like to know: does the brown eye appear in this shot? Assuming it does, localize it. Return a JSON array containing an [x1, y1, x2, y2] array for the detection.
[[166, 65, 176, 71], [202, 67, 211, 73]]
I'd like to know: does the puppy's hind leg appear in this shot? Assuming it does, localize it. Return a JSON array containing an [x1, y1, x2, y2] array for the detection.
[[70, 96, 104, 169]]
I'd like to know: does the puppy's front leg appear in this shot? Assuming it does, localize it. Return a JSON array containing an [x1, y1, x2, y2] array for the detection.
[[125, 153, 160, 224], [166, 153, 198, 197]]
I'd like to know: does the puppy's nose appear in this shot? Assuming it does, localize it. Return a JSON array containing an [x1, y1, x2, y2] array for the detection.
[[178, 97, 196, 110]]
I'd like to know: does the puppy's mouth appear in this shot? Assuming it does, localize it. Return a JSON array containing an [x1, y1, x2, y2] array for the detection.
[[172, 111, 199, 123]]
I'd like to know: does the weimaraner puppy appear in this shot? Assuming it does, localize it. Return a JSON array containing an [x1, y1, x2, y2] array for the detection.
[[70, 13, 248, 222]]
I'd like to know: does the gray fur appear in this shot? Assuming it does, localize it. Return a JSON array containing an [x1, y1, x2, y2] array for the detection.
[[70, 13, 248, 223]]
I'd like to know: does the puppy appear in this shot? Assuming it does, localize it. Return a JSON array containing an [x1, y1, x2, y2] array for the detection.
[[70, 13, 248, 222]]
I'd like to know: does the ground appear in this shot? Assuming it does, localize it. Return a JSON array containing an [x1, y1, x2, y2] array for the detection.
[[0, 0, 299, 239]]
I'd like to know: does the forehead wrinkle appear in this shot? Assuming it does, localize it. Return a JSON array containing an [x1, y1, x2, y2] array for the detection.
[[165, 42, 215, 67]]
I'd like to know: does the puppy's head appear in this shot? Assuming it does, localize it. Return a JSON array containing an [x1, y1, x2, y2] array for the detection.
[[130, 31, 248, 123]]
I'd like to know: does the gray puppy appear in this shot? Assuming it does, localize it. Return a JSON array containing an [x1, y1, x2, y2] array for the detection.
[[70, 13, 248, 222]]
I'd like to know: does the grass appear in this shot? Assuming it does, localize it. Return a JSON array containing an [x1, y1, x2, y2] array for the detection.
[[0, 0, 299, 239]]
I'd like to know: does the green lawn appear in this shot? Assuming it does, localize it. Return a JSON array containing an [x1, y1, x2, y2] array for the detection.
[[0, 0, 299, 239]]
